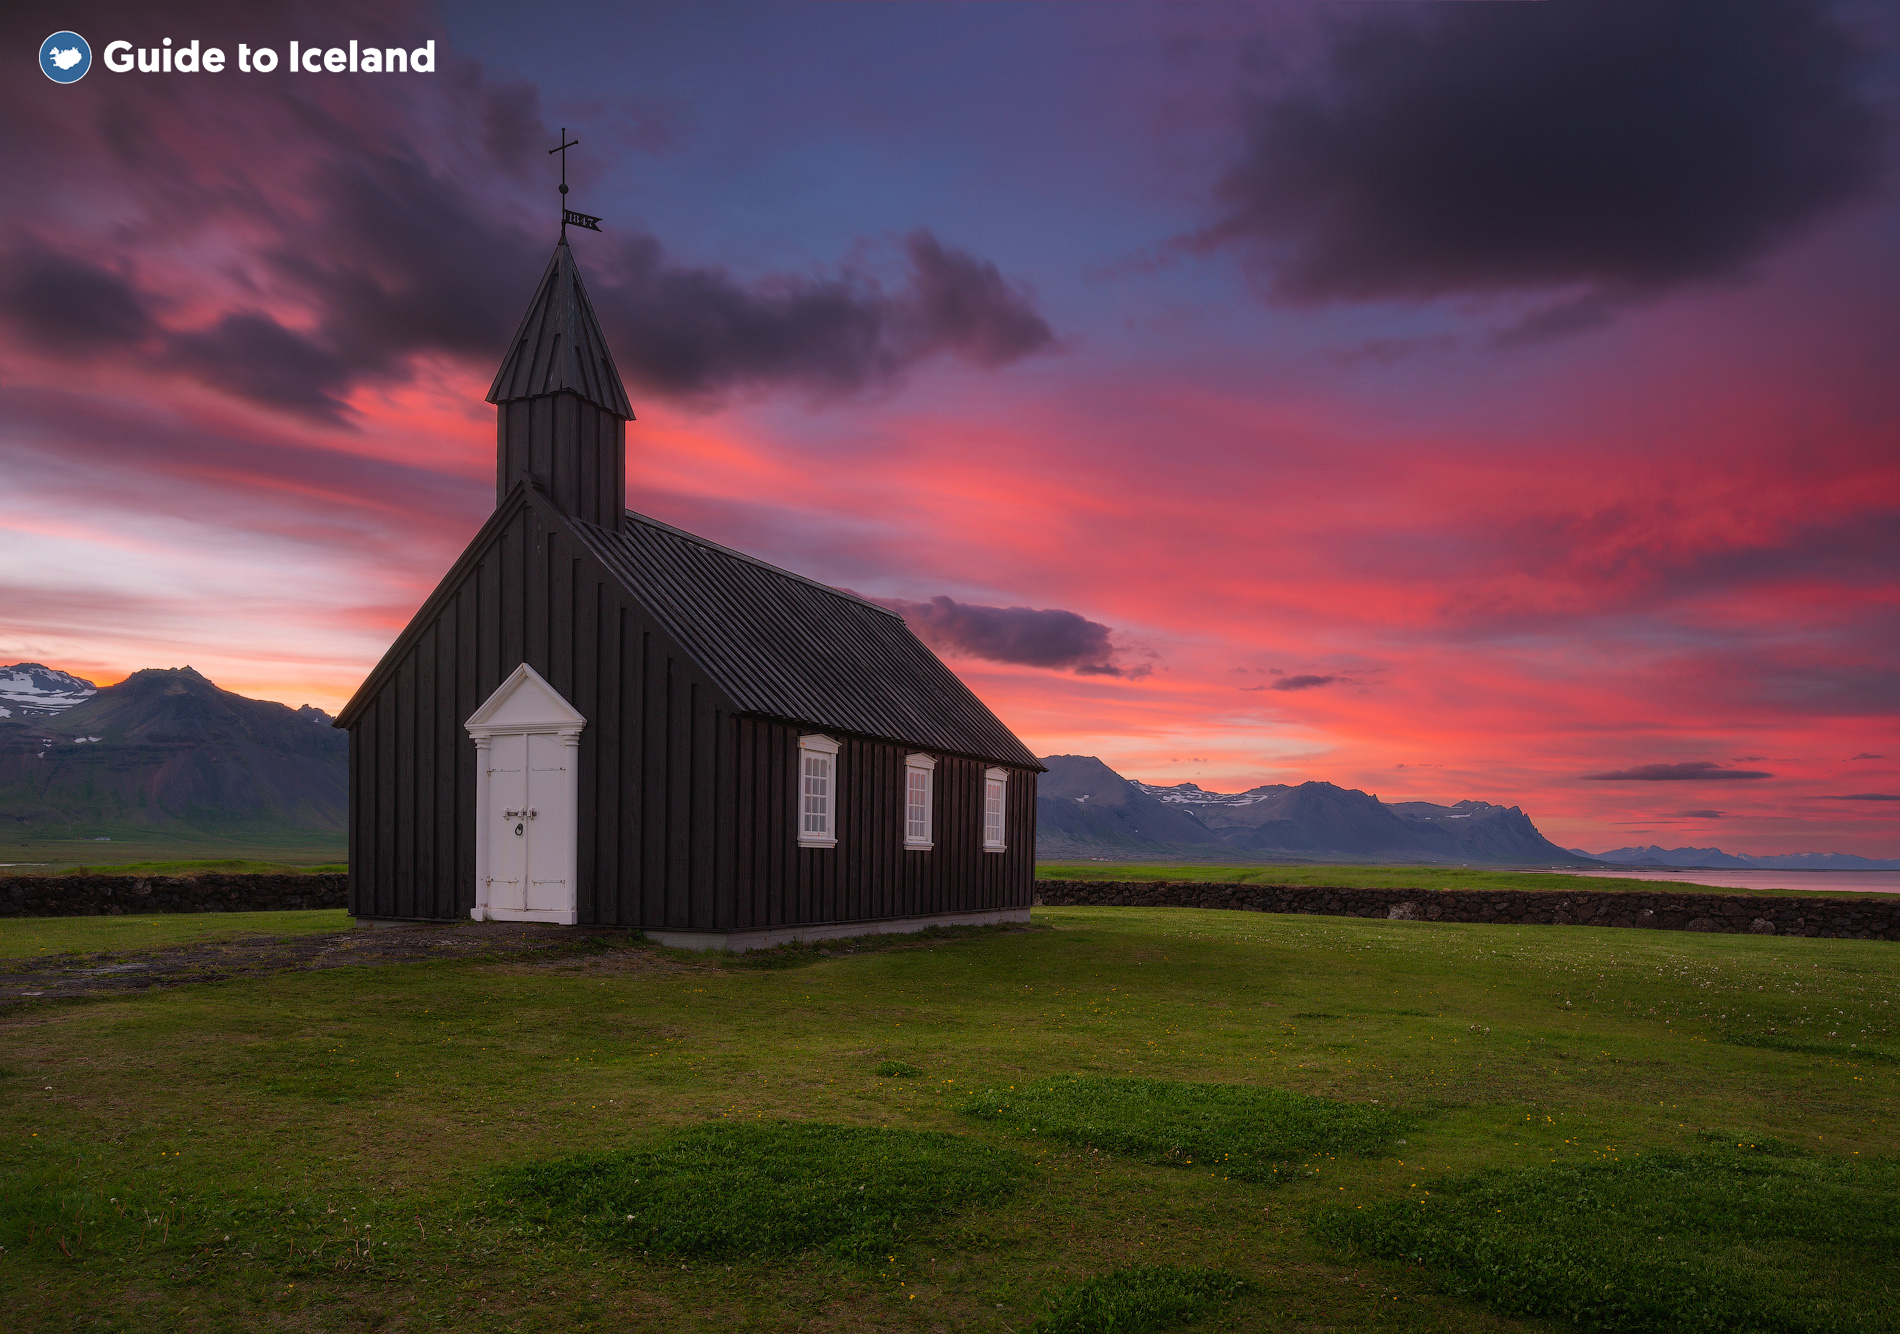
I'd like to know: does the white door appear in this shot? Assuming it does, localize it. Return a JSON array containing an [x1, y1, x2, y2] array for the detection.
[[523, 732, 572, 914], [487, 734, 530, 912], [480, 730, 576, 923], [466, 663, 585, 926]]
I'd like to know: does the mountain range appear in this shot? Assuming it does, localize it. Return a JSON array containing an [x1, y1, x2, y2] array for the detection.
[[4, 664, 1888, 869], [1581, 845, 1900, 872], [1036, 754, 1585, 864], [0, 664, 345, 841]]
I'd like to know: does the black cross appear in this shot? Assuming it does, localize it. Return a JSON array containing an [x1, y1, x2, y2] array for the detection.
[[548, 129, 601, 236]]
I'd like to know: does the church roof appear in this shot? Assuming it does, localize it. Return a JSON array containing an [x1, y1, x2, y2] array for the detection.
[[487, 240, 634, 419], [571, 511, 1042, 769]]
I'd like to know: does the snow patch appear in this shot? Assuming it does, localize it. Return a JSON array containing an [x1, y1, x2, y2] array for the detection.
[[0, 663, 99, 716]]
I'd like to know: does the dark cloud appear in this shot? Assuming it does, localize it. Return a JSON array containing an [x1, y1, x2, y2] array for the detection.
[[0, 1, 1053, 421], [1819, 793, 1900, 801], [594, 230, 1053, 399], [1269, 674, 1338, 692], [1204, 0, 1882, 306], [1584, 762, 1774, 782], [1852, 753, 1885, 760], [0, 246, 155, 354], [875, 595, 1130, 676], [900, 233, 1055, 369], [164, 314, 358, 419], [1673, 810, 1725, 819], [1241, 673, 1345, 692]]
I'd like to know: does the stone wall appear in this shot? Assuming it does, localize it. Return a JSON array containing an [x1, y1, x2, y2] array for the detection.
[[1034, 880, 1900, 941], [0, 873, 348, 918]]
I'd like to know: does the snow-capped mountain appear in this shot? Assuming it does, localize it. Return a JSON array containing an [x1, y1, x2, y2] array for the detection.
[[1038, 756, 1585, 863], [0, 664, 98, 718], [0, 666, 346, 837]]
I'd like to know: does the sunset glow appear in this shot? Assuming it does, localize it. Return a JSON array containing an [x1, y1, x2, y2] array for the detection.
[[4, 0, 1895, 856]]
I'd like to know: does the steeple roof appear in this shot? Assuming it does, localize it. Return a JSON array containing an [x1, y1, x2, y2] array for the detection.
[[487, 239, 634, 419]]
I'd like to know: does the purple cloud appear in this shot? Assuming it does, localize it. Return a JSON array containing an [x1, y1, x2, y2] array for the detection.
[[1584, 762, 1774, 782], [875, 595, 1131, 676], [1203, 0, 1881, 307]]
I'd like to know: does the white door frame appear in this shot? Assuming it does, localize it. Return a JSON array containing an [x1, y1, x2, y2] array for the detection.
[[465, 663, 585, 925]]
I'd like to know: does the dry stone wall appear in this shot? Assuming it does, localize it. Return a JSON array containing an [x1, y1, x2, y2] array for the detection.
[[1034, 879, 1900, 941], [1, 873, 347, 918]]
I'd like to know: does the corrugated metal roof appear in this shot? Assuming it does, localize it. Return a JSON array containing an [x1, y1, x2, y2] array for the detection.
[[571, 511, 1042, 769], [486, 240, 634, 419]]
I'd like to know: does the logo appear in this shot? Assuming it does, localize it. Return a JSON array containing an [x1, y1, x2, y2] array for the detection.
[[41, 31, 92, 83]]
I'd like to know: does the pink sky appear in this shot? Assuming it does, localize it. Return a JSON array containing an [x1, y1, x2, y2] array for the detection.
[[4, 0, 1896, 855]]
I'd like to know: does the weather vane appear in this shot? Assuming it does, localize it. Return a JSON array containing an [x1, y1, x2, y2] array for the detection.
[[550, 127, 602, 238]]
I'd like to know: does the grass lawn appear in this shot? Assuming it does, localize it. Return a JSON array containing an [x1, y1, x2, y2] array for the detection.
[[0, 910, 355, 961], [0, 832, 349, 873], [2, 905, 1896, 1332], [1035, 862, 1890, 899]]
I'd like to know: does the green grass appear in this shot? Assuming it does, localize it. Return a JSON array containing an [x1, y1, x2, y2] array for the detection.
[[876, 1060, 926, 1077], [490, 1121, 1025, 1259], [0, 908, 353, 958], [1035, 862, 1893, 899], [1027, 1265, 1253, 1334], [0, 829, 348, 871], [964, 1076, 1409, 1182], [2, 904, 1896, 1332], [1315, 1143, 1900, 1332]]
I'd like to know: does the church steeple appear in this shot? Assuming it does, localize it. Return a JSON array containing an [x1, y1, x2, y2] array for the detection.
[[487, 239, 633, 530]]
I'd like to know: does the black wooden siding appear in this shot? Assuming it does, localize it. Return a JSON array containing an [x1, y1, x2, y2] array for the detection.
[[495, 395, 625, 530], [344, 488, 1036, 930], [346, 489, 733, 924], [729, 719, 1035, 930]]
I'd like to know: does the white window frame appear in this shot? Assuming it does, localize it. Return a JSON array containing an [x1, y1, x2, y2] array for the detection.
[[797, 734, 840, 848], [982, 766, 1009, 852], [903, 753, 936, 850]]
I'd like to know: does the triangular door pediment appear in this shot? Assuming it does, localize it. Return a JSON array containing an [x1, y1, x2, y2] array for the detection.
[[465, 663, 586, 737]]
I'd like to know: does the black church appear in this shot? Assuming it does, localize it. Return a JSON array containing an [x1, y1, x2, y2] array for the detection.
[[334, 237, 1042, 947]]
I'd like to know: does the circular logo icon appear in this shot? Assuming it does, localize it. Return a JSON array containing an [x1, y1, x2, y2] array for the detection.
[[41, 31, 92, 84]]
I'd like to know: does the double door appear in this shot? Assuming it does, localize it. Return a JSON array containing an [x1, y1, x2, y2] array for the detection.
[[483, 731, 575, 921]]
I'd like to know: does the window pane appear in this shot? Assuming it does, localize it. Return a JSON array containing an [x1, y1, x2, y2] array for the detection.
[[802, 754, 830, 835], [906, 768, 929, 841]]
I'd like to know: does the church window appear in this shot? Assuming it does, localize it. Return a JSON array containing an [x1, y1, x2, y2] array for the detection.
[[904, 754, 936, 849], [983, 767, 1008, 851], [798, 734, 840, 847]]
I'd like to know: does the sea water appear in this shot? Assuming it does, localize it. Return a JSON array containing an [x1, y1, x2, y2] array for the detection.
[[1532, 868, 1900, 895]]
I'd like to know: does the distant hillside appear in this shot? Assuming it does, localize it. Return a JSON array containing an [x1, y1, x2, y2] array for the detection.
[[1036, 755, 1229, 855], [0, 666, 346, 839], [1038, 755, 1585, 865], [1583, 844, 1900, 872]]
